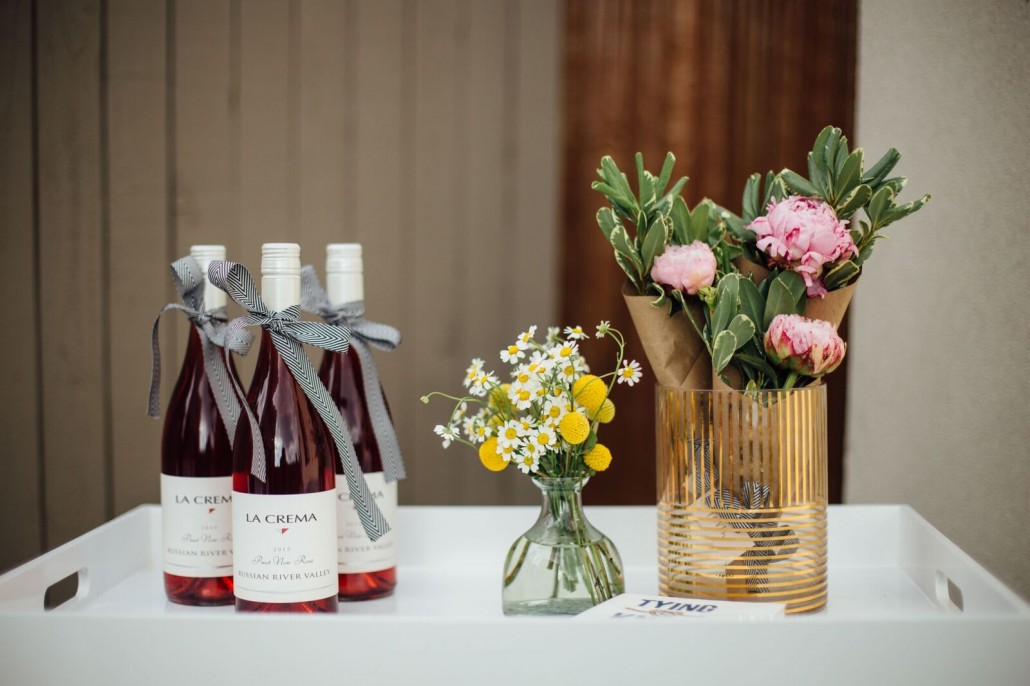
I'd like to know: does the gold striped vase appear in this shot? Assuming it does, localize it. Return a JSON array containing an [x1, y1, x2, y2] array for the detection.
[[656, 385, 828, 613]]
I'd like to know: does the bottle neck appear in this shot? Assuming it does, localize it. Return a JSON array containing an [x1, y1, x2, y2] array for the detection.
[[262, 273, 300, 312], [326, 271, 363, 306], [190, 255, 227, 310]]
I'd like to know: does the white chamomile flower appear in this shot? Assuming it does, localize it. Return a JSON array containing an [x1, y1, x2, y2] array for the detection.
[[471, 420, 492, 443], [572, 355, 590, 375], [558, 361, 578, 382], [563, 325, 587, 340], [595, 321, 611, 338], [500, 343, 525, 364], [530, 425, 558, 451], [498, 420, 527, 449], [515, 450, 540, 474], [546, 326, 562, 344], [525, 351, 554, 377], [463, 358, 484, 387], [499, 442, 519, 463], [541, 398, 569, 426], [470, 371, 499, 397], [462, 416, 476, 441], [515, 326, 537, 349], [549, 341, 579, 362], [433, 424, 458, 448], [617, 359, 643, 386]]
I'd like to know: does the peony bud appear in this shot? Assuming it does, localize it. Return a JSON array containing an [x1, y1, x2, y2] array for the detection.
[[650, 241, 718, 295], [764, 314, 846, 378], [747, 196, 857, 298]]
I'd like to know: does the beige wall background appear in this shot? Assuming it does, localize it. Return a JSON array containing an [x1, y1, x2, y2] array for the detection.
[[0, 0, 558, 573], [848, 0, 1030, 598]]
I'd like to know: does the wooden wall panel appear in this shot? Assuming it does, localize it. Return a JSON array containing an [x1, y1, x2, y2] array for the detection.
[[36, 0, 108, 546], [106, 0, 170, 515], [0, 0, 564, 566], [297, 0, 349, 250], [0, 0, 44, 571]]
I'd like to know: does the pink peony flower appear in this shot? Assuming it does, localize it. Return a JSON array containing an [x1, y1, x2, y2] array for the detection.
[[747, 196, 857, 298], [764, 314, 846, 378], [650, 241, 717, 296]]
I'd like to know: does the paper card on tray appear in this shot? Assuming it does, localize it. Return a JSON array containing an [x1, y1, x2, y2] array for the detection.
[[575, 593, 785, 620]]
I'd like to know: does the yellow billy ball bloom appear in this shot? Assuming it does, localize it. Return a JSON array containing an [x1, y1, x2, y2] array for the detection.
[[584, 443, 612, 472], [571, 374, 606, 412], [558, 411, 590, 445], [478, 438, 507, 472], [589, 398, 615, 424]]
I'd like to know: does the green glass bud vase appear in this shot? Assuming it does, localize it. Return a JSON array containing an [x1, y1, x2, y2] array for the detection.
[[501, 476, 624, 616]]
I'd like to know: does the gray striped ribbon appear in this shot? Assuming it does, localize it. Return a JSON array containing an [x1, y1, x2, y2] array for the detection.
[[208, 260, 389, 542], [148, 256, 242, 448], [691, 439, 799, 591], [300, 265, 406, 483]]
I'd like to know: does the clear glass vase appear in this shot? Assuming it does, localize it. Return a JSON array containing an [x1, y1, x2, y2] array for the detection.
[[502, 476, 624, 616]]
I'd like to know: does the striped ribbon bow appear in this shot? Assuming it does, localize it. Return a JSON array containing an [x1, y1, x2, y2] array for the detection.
[[148, 256, 242, 448], [300, 265, 406, 483], [208, 260, 390, 542]]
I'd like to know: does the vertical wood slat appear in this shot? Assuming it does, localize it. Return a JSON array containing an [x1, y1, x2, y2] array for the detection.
[[297, 0, 349, 251], [106, 0, 169, 515], [239, 0, 294, 273], [173, 0, 239, 259], [352, 0, 408, 486], [0, 0, 44, 571], [36, 0, 108, 546]]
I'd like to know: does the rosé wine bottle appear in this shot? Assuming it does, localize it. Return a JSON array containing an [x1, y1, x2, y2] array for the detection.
[[232, 244, 339, 613], [161, 245, 237, 606], [319, 244, 398, 601]]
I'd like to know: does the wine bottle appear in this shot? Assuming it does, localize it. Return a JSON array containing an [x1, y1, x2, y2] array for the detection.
[[232, 243, 339, 613], [161, 245, 237, 606], [319, 243, 398, 600]]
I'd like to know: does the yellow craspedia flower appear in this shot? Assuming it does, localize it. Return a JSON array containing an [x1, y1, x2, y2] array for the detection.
[[589, 398, 615, 424], [571, 375, 606, 412], [584, 443, 612, 472], [558, 411, 590, 445], [478, 438, 507, 472]]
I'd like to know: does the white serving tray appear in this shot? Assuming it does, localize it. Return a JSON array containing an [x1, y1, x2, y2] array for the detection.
[[1, 505, 1027, 685]]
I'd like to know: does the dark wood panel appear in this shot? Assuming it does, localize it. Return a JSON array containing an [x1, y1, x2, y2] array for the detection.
[[0, 0, 44, 571], [106, 0, 170, 515], [36, 0, 108, 545], [562, 0, 858, 506]]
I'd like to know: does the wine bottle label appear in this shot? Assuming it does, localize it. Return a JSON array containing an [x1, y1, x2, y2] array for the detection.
[[160, 475, 234, 578], [232, 490, 338, 604], [337, 471, 398, 573]]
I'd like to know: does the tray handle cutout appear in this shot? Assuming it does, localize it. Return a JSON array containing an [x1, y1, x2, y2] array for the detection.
[[43, 569, 86, 612], [934, 569, 964, 613]]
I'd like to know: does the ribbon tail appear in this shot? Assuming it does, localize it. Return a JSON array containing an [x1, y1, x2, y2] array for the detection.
[[271, 334, 390, 542], [351, 340, 406, 481], [225, 343, 267, 483], [148, 302, 194, 418], [199, 332, 242, 449]]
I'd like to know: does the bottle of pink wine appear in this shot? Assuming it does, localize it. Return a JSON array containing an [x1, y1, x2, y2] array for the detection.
[[161, 245, 237, 606], [318, 244, 398, 600], [231, 244, 339, 613]]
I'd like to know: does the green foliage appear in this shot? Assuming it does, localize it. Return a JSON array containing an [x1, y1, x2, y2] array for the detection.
[[702, 271, 807, 389], [593, 153, 741, 315]]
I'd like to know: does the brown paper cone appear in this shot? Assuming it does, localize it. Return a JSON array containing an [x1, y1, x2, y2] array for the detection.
[[804, 281, 857, 329], [622, 283, 711, 391], [733, 256, 770, 284]]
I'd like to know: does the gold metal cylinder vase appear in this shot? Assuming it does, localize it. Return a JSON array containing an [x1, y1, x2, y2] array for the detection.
[[656, 385, 828, 613]]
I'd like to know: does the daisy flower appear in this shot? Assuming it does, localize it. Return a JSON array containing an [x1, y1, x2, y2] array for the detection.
[[563, 325, 588, 340], [507, 383, 536, 411], [617, 359, 643, 386], [515, 326, 537, 349], [525, 350, 554, 377], [433, 424, 458, 448], [595, 321, 611, 338], [515, 450, 541, 474], [469, 371, 499, 397], [530, 425, 558, 451], [497, 420, 527, 449], [549, 341, 579, 362], [546, 326, 562, 344], [500, 343, 525, 364], [463, 358, 484, 387], [541, 398, 570, 427], [498, 442, 519, 463]]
